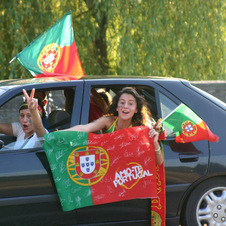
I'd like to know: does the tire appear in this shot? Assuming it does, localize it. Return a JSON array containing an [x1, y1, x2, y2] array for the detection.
[[181, 177, 226, 226]]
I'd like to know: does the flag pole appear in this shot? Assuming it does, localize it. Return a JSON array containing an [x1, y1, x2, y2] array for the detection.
[[0, 56, 17, 73], [9, 56, 17, 64], [155, 103, 183, 127]]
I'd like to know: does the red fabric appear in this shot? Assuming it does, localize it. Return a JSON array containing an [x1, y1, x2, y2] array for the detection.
[[176, 120, 219, 143], [152, 159, 165, 226], [34, 42, 84, 80], [89, 102, 103, 122], [159, 130, 166, 140], [88, 126, 158, 205], [152, 129, 166, 226]]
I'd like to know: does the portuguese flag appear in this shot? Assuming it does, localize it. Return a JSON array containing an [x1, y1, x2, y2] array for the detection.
[[43, 126, 158, 211], [162, 104, 219, 143], [17, 11, 84, 80]]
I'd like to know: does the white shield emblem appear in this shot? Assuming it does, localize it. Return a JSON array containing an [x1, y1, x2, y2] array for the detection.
[[80, 154, 95, 174]]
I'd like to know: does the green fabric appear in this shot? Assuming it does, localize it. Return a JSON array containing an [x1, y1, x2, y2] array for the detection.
[[163, 104, 202, 134], [43, 131, 93, 211]]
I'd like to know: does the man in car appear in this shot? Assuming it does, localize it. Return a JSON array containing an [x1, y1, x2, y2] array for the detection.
[[0, 88, 47, 149]]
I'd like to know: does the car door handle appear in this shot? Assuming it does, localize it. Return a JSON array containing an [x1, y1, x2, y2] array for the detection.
[[179, 154, 199, 162]]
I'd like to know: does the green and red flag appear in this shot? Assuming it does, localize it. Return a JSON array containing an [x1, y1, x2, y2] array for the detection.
[[16, 11, 84, 80], [43, 126, 158, 212], [161, 104, 219, 143], [151, 136, 166, 226]]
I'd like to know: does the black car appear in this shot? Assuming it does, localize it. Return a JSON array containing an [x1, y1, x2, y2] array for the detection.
[[0, 76, 225, 226]]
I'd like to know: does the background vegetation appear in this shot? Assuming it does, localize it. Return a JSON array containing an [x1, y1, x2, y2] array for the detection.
[[0, 0, 225, 80]]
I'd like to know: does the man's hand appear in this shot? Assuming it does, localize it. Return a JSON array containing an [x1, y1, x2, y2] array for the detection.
[[23, 88, 38, 111]]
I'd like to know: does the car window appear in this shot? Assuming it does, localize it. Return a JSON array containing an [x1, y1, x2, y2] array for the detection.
[[47, 88, 74, 131], [88, 85, 157, 124], [88, 87, 113, 123], [0, 93, 27, 150], [0, 88, 75, 151], [0, 94, 23, 124], [159, 92, 178, 136], [139, 87, 157, 120]]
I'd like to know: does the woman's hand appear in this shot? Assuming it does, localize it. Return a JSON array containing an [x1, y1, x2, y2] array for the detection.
[[149, 125, 164, 166], [149, 125, 159, 143]]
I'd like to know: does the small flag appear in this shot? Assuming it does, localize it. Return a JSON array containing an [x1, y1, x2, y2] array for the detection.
[[162, 104, 219, 143], [43, 126, 158, 211], [17, 11, 84, 80]]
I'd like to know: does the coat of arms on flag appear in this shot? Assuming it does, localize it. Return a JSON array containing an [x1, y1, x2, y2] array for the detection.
[[182, 121, 197, 137], [68, 146, 109, 185], [37, 43, 61, 73], [75, 148, 101, 179]]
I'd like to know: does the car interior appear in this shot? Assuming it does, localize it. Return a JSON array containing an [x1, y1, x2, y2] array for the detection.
[[0, 85, 160, 151]]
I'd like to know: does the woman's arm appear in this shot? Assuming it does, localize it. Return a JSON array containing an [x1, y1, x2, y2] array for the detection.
[[149, 126, 164, 166], [63, 116, 113, 133], [23, 89, 47, 138]]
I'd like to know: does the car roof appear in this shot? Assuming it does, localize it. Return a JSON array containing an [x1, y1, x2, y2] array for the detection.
[[0, 75, 224, 112], [0, 75, 186, 87]]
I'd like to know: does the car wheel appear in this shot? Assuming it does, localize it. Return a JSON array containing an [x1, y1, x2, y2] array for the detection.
[[181, 177, 226, 226]]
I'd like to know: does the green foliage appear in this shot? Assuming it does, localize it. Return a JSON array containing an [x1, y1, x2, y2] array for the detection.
[[0, 0, 225, 80]]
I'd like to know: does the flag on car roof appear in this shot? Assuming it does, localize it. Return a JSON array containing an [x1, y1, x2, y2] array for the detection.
[[162, 104, 219, 143], [16, 11, 84, 80], [43, 126, 158, 212]]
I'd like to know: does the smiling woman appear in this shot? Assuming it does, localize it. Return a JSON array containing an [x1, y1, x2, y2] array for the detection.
[[63, 87, 164, 166], [61, 86, 165, 224]]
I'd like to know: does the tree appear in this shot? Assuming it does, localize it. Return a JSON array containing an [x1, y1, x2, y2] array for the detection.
[[0, 0, 225, 80]]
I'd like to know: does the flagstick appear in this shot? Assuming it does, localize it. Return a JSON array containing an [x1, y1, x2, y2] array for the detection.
[[9, 56, 17, 64], [0, 56, 17, 73], [155, 103, 183, 127]]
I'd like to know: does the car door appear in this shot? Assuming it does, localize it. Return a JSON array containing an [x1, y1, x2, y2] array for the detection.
[[0, 81, 84, 225], [79, 79, 209, 222], [155, 88, 209, 218]]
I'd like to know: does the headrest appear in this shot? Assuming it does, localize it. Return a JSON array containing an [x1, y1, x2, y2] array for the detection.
[[48, 110, 71, 130]]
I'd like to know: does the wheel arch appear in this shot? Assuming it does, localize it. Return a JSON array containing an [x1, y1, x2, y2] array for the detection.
[[178, 174, 226, 217]]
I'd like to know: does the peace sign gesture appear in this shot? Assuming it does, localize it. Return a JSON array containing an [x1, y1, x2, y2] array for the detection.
[[22, 88, 47, 137], [23, 88, 38, 111]]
